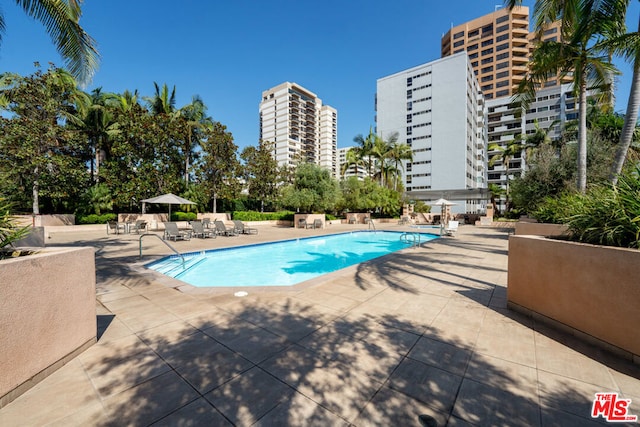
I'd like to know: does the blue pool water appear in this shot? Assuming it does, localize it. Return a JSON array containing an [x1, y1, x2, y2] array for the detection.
[[147, 231, 438, 288]]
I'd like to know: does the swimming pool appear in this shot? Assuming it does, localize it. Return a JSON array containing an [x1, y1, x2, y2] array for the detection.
[[147, 230, 438, 288]]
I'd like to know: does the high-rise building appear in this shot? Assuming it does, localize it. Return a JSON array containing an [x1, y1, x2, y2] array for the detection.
[[441, 6, 530, 100], [376, 53, 487, 214], [441, 6, 563, 101], [259, 82, 337, 177]]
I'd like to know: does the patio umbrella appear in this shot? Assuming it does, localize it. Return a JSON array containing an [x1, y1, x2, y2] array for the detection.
[[432, 198, 456, 235], [141, 193, 196, 219]]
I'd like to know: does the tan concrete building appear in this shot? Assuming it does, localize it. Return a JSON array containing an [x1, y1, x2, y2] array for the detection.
[[441, 6, 565, 100]]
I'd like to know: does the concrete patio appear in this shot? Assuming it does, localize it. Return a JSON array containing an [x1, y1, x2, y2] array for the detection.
[[1, 223, 639, 426]]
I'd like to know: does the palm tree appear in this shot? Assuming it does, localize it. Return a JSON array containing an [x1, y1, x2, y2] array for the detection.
[[340, 147, 365, 178], [179, 95, 212, 184], [0, 1, 99, 85], [507, 0, 622, 193], [489, 137, 527, 211], [73, 88, 119, 183], [370, 134, 391, 185], [385, 133, 414, 190], [144, 82, 177, 116], [599, 2, 640, 183], [352, 128, 376, 178]]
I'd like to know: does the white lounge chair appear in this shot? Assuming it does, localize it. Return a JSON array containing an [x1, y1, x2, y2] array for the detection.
[[191, 221, 216, 239], [163, 222, 191, 241], [444, 220, 459, 237]]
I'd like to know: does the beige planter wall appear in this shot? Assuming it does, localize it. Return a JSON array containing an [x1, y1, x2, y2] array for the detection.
[[514, 222, 569, 236], [0, 247, 97, 408], [508, 235, 640, 359]]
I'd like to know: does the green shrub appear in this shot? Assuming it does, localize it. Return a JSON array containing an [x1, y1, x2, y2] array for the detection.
[[0, 197, 31, 252], [325, 214, 337, 221], [232, 211, 295, 221], [77, 213, 117, 224], [171, 211, 197, 221]]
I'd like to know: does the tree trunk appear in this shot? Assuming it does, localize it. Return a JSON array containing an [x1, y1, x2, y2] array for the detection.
[[610, 14, 640, 185], [32, 166, 39, 215], [212, 192, 217, 213], [577, 77, 588, 193]]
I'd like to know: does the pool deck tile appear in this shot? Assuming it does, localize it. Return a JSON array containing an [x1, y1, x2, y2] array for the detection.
[[1, 223, 640, 426]]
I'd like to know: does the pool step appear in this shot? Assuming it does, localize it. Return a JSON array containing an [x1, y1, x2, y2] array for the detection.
[[152, 255, 206, 277]]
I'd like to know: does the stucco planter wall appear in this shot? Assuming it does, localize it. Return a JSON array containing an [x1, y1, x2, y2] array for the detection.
[[0, 247, 97, 408], [508, 235, 640, 360], [514, 222, 569, 236]]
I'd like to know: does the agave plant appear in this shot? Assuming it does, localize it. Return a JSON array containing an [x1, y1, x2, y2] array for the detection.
[[0, 197, 31, 253]]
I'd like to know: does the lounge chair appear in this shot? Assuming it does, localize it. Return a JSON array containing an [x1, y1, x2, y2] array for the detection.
[[348, 217, 356, 224], [214, 220, 238, 236], [163, 222, 191, 241], [202, 218, 212, 229], [130, 220, 147, 234], [232, 220, 258, 235], [312, 219, 323, 229], [444, 220, 459, 237], [399, 216, 410, 225], [107, 221, 126, 235], [191, 221, 216, 239]]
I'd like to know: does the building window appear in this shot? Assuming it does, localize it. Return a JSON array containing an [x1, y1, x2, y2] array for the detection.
[[407, 89, 412, 99], [496, 33, 509, 42], [481, 57, 494, 64], [482, 39, 494, 47], [469, 52, 478, 59], [407, 101, 413, 111], [496, 42, 509, 51], [496, 89, 509, 97], [481, 47, 494, 56], [407, 127, 413, 135], [454, 30, 465, 39], [496, 70, 509, 79], [454, 49, 464, 54], [468, 29, 479, 38], [497, 24, 509, 33], [496, 52, 509, 60], [496, 15, 509, 24], [496, 61, 509, 69], [482, 24, 493, 35], [482, 84, 494, 91], [543, 27, 558, 36], [407, 77, 412, 87], [454, 40, 464, 48], [496, 80, 509, 88], [471, 61, 478, 67], [481, 65, 494, 73], [481, 75, 493, 82]]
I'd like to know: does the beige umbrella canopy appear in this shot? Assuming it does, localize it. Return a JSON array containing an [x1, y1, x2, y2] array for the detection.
[[141, 193, 196, 219], [431, 198, 456, 233]]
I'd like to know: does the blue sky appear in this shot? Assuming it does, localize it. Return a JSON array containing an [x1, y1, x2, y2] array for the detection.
[[2, 0, 639, 151]]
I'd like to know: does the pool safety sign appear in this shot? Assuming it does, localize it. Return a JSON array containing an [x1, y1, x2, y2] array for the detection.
[[591, 392, 637, 422]]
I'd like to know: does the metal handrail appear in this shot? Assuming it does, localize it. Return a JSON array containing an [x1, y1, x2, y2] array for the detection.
[[139, 233, 185, 268], [400, 232, 421, 248], [368, 218, 376, 231]]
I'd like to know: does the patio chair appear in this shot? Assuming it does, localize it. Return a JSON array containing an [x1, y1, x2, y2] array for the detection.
[[130, 220, 147, 234], [348, 217, 356, 224], [233, 220, 258, 235], [107, 221, 126, 235], [312, 219, 323, 229], [191, 221, 216, 239], [163, 222, 191, 241], [444, 220, 459, 237], [214, 220, 238, 236], [298, 218, 308, 229], [202, 218, 212, 229], [398, 216, 410, 225]]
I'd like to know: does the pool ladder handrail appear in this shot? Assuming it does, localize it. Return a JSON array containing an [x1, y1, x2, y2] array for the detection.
[[368, 218, 376, 231], [400, 232, 421, 248], [139, 233, 185, 268]]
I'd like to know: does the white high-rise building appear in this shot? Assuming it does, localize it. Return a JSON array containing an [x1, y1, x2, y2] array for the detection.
[[259, 82, 337, 177], [376, 53, 487, 214]]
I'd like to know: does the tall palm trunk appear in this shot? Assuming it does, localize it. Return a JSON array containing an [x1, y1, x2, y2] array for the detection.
[[577, 76, 588, 193], [610, 15, 640, 185], [32, 166, 40, 215]]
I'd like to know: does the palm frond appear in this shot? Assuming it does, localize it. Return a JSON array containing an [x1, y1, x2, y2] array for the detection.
[[17, 0, 100, 86]]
